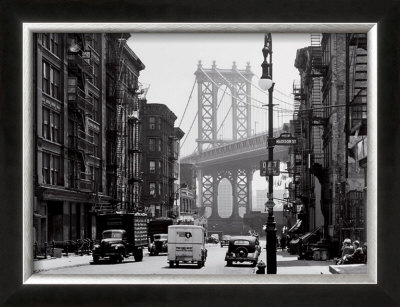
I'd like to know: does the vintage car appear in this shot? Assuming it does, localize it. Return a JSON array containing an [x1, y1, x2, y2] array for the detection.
[[224, 236, 261, 267], [149, 233, 168, 256], [220, 235, 231, 247]]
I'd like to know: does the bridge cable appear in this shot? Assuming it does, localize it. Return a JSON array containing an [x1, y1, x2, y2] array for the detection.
[[178, 78, 197, 128], [233, 68, 296, 107], [215, 68, 295, 109], [201, 68, 265, 111], [234, 68, 295, 101], [180, 111, 198, 150]]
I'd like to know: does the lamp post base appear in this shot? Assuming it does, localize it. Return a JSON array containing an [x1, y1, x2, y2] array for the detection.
[[266, 213, 277, 274]]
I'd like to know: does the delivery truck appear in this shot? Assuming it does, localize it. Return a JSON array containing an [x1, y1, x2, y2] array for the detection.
[[92, 213, 148, 263], [167, 225, 207, 268]]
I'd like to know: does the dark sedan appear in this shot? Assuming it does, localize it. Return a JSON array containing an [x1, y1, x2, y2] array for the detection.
[[225, 236, 261, 267]]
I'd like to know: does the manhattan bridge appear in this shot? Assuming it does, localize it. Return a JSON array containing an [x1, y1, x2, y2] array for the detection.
[[178, 60, 297, 235]]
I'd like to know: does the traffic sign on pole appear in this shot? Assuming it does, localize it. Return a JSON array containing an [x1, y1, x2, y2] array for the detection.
[[260, 160, 280, 176], [274, 133, 298, 145]]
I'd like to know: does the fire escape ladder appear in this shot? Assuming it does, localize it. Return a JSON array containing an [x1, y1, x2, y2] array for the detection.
[[349, 35, 368, 135]]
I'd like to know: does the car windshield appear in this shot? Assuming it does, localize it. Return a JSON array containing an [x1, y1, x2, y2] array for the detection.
[[154, 234, 168, 240], [102, 231, 123, 239]]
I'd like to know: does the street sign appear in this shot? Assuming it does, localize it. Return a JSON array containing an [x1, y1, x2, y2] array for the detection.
[[275, 133, 298, 145], [260, 160, 280, 176]]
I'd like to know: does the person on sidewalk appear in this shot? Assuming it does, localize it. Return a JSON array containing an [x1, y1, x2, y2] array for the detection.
[[341, 240, 364, 265], [336, 238, 354, 264]]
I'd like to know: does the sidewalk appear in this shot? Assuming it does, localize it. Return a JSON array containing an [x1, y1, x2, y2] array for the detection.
[[33, 254, 93, 273], [329, 263, 367, 274], [274, 250, 335, 274]]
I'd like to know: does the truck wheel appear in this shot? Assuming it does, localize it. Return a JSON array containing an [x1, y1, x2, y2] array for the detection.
[[110, 256, 118, 263], [134, 249, 143, 262], [169, 261, 174, 268], [175, 261, 179, 267], [197, 261, 202, 268], [251, 261, 257, 267], [93, 256, 99, 264], [227, 260, 232, 266], [118, 253, 124, 263]]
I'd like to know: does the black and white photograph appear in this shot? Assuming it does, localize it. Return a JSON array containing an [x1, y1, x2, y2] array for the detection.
[[1, 1, 400, 302], [29, 29, 371, 278]]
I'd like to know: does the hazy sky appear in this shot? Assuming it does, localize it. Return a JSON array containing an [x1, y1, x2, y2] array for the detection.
[[127, 33, 312, 207], [127, 33, 311, 157]]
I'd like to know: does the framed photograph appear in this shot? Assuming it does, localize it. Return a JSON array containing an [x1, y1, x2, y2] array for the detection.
[[1, 1, 399, 306]]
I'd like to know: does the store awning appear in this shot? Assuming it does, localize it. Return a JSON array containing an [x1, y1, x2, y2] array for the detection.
[[288, 219, 302, 233]]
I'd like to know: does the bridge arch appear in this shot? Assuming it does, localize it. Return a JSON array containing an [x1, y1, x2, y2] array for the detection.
[[217, 178, 233, 218]]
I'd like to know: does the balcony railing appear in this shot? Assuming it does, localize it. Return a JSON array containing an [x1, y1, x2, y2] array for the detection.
[[67, 53, 94, 77], [68, 131, 94, 155], [69, 174, 93, 191], [68, 81, 94, 114]]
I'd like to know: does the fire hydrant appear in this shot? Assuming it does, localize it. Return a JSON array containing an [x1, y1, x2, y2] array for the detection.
[[256, 260, 266, 274]]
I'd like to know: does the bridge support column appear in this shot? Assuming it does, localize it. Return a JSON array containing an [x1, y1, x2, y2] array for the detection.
[[247, 168, 254, 213], [211, 170, 219, 219], [231, 169, 239, 219]]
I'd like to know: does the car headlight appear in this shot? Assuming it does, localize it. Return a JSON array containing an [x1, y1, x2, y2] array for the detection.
[[115, 246, 119, 250], [93, 244, 100, 249]]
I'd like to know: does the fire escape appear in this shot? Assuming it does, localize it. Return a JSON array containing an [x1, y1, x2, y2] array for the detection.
[[106, 38, 128, 211], [338, 33, 368, 243], [67, 34, 95, 193], [127, 84, 146, 212]]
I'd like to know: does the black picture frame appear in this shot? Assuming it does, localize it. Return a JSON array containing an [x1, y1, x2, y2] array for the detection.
[[1, 0, 399, 306]]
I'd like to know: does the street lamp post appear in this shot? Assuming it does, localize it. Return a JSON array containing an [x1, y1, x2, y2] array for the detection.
[[259, 33, 277, 274]]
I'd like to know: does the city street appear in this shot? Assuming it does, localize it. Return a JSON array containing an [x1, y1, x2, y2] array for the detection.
[[36, 240, 334, 275]]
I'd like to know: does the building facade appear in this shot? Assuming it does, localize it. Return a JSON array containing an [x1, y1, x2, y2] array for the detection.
[[140, 103, 184, 219], [291, 33, 367, 254], [33, 33, 144, 245]]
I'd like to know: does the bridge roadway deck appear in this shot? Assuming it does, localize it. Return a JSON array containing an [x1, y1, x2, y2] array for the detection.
[[180, 132, 289, 169]]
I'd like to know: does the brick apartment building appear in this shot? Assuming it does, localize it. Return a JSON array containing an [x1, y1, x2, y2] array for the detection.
[[140, 103, 184, 219], [291, 33, 367, 254], [33, 33, 145, 244]]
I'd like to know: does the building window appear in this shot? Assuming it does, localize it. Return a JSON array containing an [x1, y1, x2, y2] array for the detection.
[[149, 117, 156, 130], [149, 138, 156, 151], [149, 182, 156, 197], [158, 182, 162, 197], [42, 152, 61, 186], [42, 107, 60, 143], [43, 61, 60, 100], [50, 34, 60, 57], [50, 66, 60, 100], [149, 160, 156, 173], [42, 33, 50, 49], [51, 112, 60, 143], [42, 108, 50, 140], [42, 62, 50, 94], [42, 152, 50, 184], [51, 155, 60, 185]]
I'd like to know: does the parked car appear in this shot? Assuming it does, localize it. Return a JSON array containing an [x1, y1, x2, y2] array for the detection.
[[206, 236, 219, 244], [149, 233, 168, 256], [220, 235, 231, 247], [225, 236, 261, 267]]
